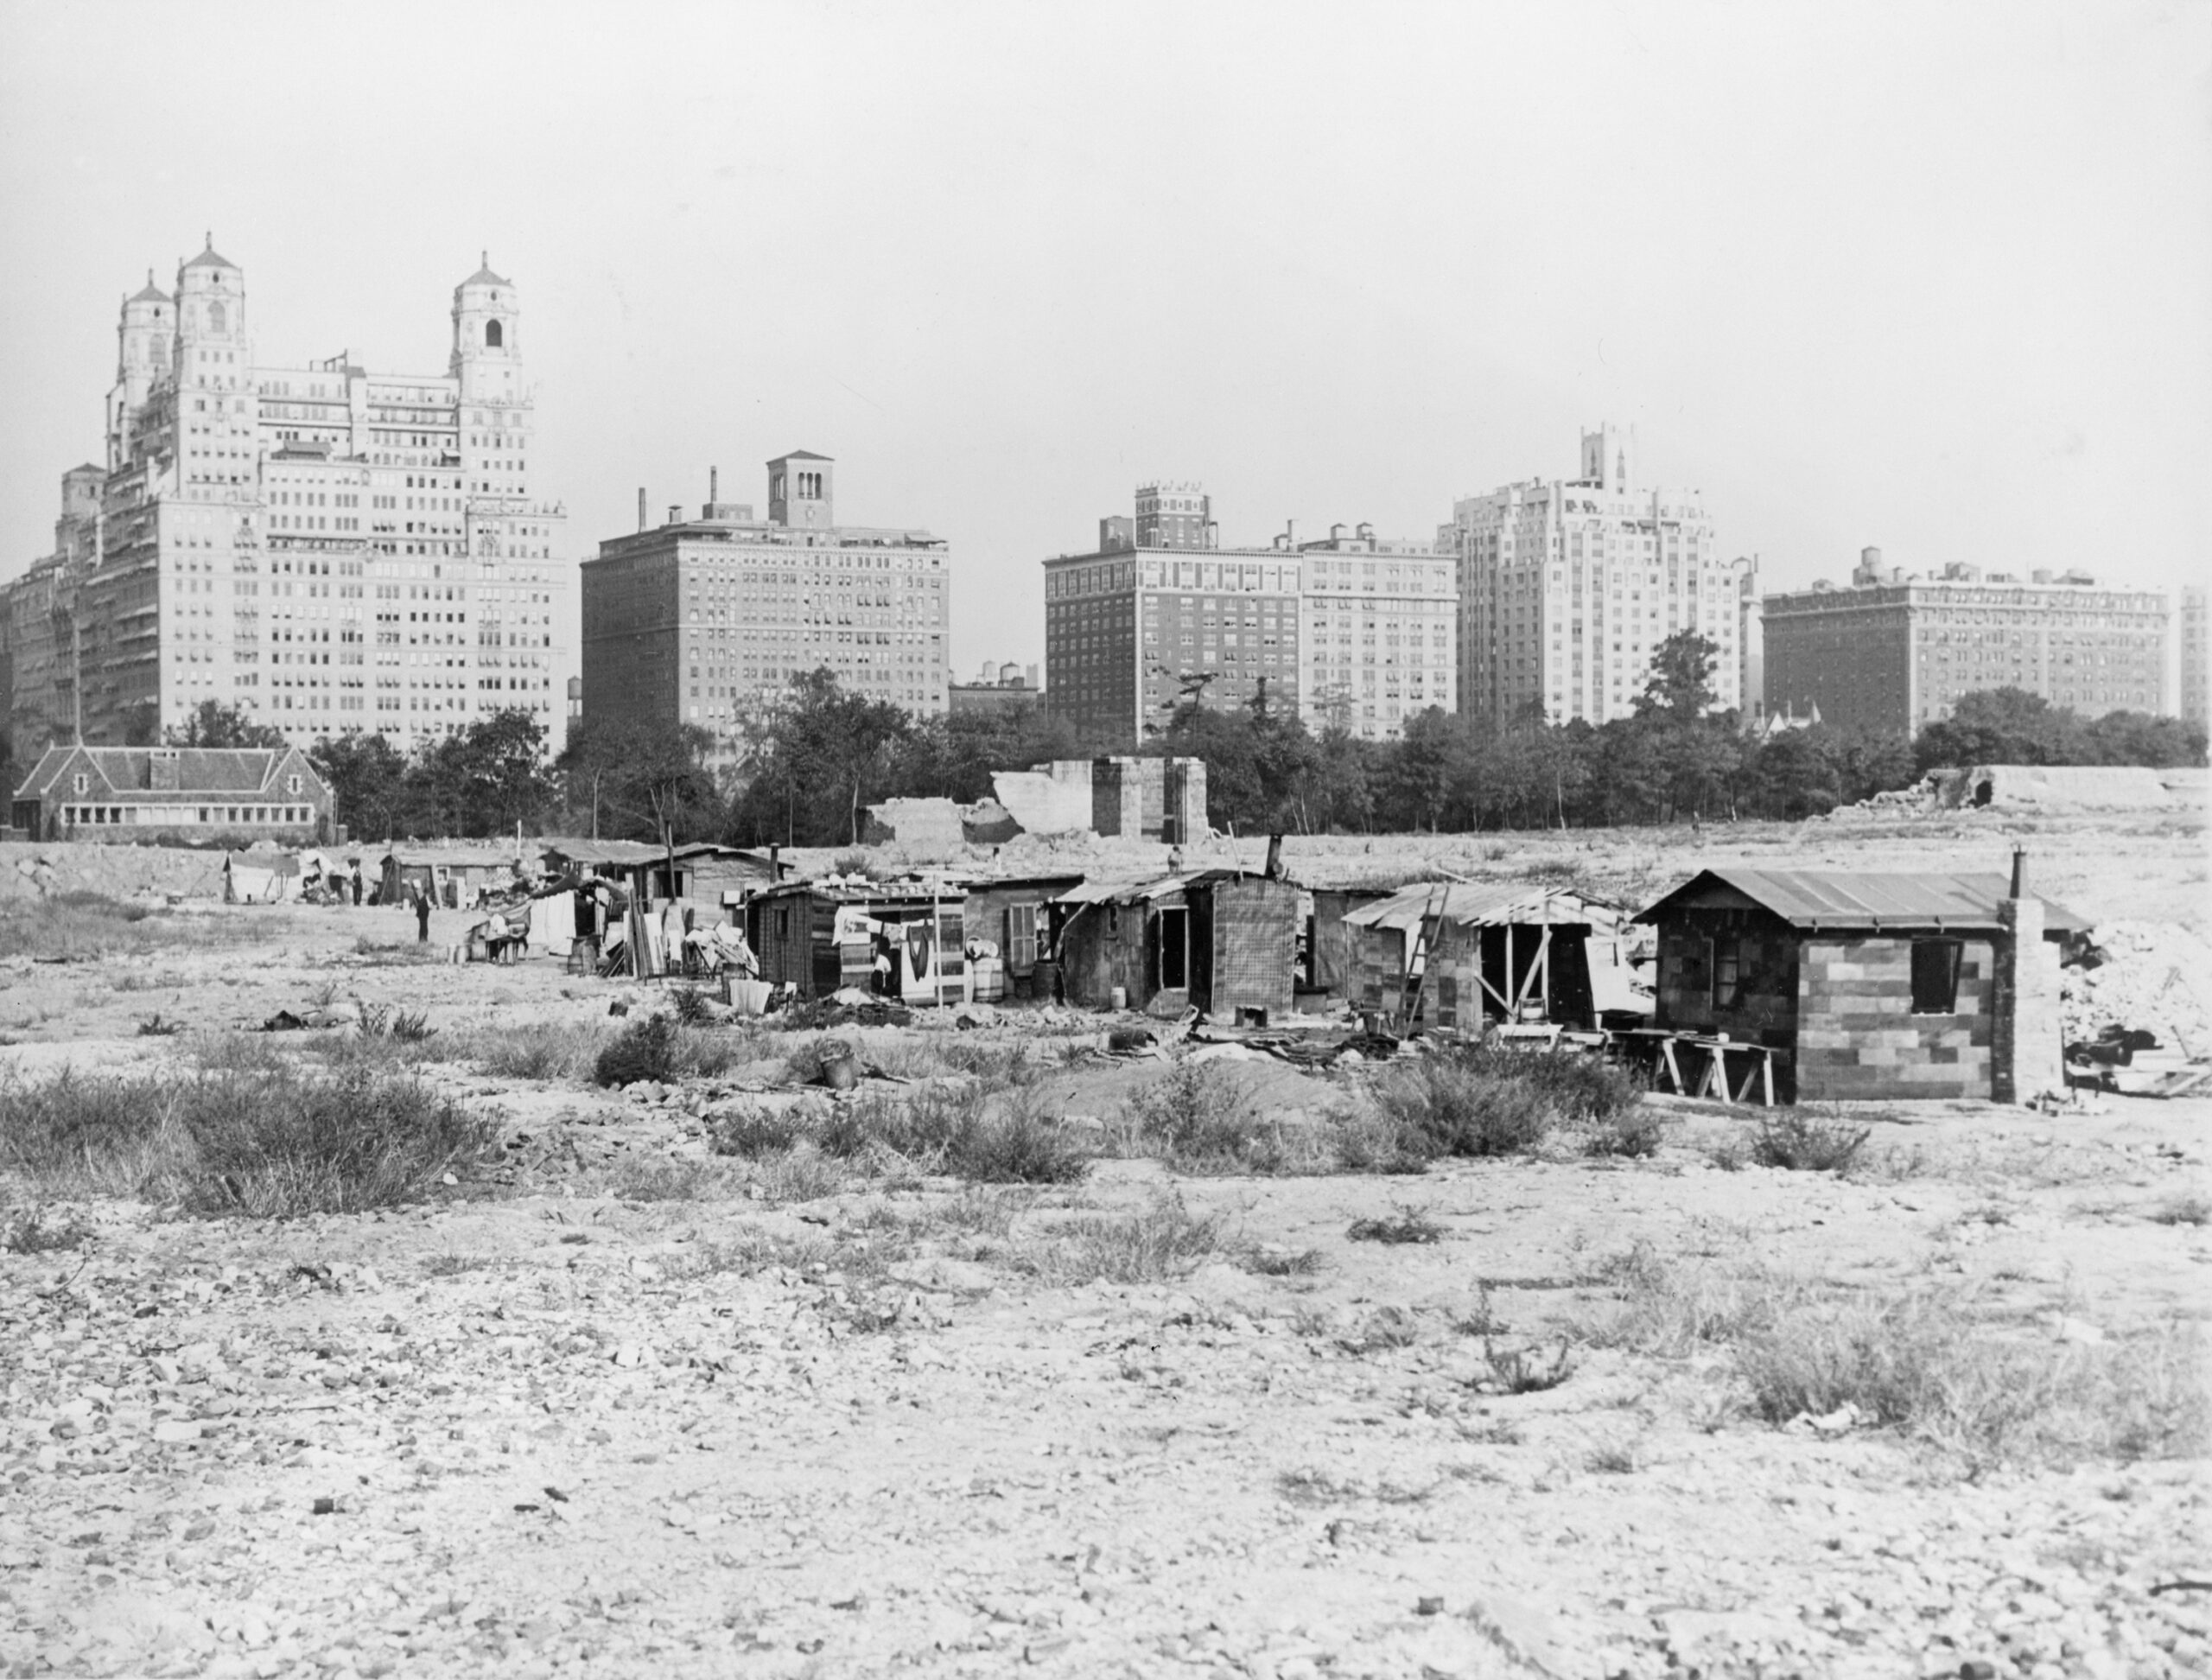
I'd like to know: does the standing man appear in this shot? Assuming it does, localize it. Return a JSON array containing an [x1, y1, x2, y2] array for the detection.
[[414, 884, 432, 945]]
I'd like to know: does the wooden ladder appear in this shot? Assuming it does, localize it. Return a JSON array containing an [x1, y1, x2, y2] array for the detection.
[[1399, 884, 1446, 1028]]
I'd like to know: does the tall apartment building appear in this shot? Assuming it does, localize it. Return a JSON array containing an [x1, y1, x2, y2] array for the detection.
[[1044, 484, 1452, 744], [581, 455, 948, 753], [1440, 425, 1744, 724], [2, 241, 565, 754], [1761, 549, 2170, 735], [2181, 585, 2208, 732], [0, 467, 103, 747]]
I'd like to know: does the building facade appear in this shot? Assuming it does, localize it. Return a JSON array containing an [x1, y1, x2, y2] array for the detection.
[[2, 242, 566, 754], [1762, 550, 2171, 736], [1440, 426, 1743, 725], [581, 455, 948, 754], [2181, 585, 2208, 733], [10, 742, 332, 842], [1044, 483, 1452, 745]]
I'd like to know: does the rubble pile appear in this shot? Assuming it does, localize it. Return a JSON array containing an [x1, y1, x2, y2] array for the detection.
[[2063, 920, 2212, 1053]]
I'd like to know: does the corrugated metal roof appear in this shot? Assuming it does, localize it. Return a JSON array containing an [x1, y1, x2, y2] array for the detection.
[[542, 840, 664, 866], [1636, 868, 2088, 933], [1051, 869, 1246, 906], [1343, 881, 1616, 933]]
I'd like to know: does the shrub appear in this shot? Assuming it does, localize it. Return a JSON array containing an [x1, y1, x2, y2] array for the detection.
[[1752, 1110, 1871, 1174], [1581, 1109, 1665, 1158], [1480, 1339, 1573, 1394], [2150, 1195, 2210, 1227], [713, 1104, 808, 1159], [1120, 1058, 1305, 1173], [830, 850, 871, 876], [136, 1013, 183, 1038], [1243, 1245, 1325, 1276], [671, 986, 716, 1026], [0, 1066, 499, 1218], [1370, 1059, 1550, 1158], [594, 1015, 679, 1087], [943, 1094, 1090, 1185], [1017, 1197, 1220, 1286], [2, 1206, 92, 1254], [1348, 1206, 1445, 1245], [464, 1021, 608, 1082]]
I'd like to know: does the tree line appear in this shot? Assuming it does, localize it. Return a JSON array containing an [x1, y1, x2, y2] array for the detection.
[[3, 631, 2197, 847]]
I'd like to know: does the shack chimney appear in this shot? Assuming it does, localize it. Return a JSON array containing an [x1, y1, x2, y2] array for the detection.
[[1264, 833, 1284, 880], [768, 843, 780, 878], [637, 487, 646, 531], [2009, 844, 2029, 900]]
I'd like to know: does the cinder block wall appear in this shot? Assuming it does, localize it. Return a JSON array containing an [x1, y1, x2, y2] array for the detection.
[[1795, 936, 1993, 1101]]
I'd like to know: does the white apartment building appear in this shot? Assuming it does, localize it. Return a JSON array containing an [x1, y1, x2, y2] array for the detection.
[[7, 240, 565, 751], [2182, 584, 2208, 733], [1045, 485, 1456, 744], [1440, 426, 1744, 724]]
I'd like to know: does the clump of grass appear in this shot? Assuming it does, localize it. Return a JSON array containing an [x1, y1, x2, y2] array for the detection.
[[592, 1155, 732, 1202], [424, 1251, 495, 1276], [1580, 1109, 1665, 1158], [1242, 1244, 1324, 1276], [2, 1206, 92, 1254], [671, 987, 716, 1027], [594, 1015, 681, 1087], [136, 1014, 183, 1038], [945, 1093, 1090, 1185], [1017, 1196, 1220, 1286], [0, 893, 261, 961], [1340, 1307, 1421, 1353], [1584, 1438, 1640, 1474], [1369, 1043, 1633, 1161], [936, 1039, 1045, 1087], [1752, 1110, 1870, 1174], [1118, 1058, 1318, 1174], [2149, 1195, 2210, 1227], [1577, 1244, 2209, 1467], [462, 1021, 610, 1082], [350, 937, 443, 965], [713, 1104, 810, 1159], [1452, 1282, 1508, 1338], [0, 1065, 498, 1218], [357, 1004, 434, 1044], [1348, 1206, 1445, 1245], [778, 1084, 1089, 1185], [1480, 1339, 1573, 1394]]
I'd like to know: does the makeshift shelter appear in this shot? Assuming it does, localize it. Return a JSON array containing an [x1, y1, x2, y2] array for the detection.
[[1047, 870, 1300, 1021], [224, 851, 303, 905], [671, 843, 787, 911], [1633, 857, 2085, 1105], [540, 840, 785, 912], [746, 878, 972, 1002], [1302, 885, 1395, 1001], [959, 873, 1087, 1001], [1343, 883, 1620, 1030], [377, 848, 519, 909]]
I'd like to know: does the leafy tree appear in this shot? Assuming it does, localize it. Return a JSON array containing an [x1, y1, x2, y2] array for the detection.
[[728, 668, 912, 846], [1635, 631, 1722, 719], [165, 698, 288, 749], [1912, 686, 2064, 771], [410, 710, 556, 837], [309, 731, 410, 839], [556, 716, 723, 848]]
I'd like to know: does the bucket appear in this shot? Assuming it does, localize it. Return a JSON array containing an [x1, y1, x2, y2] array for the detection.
[[818, 1054, 857, 1091], [727, 979, 772, 1017], [1109, 985, 1128, 1011]]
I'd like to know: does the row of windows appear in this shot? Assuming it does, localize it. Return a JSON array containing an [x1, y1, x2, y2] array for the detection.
[[59, 803, 315, 828]]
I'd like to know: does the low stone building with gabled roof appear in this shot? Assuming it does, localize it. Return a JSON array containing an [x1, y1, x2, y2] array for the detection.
[[10, 744, 332, 842]]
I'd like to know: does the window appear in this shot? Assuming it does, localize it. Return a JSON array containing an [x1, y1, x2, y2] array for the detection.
[[1709, 936, 1744, 1009], [1005, 904, 1039, 975], [485, 319, 504, 348], [1910, 939, 1963, 1014]]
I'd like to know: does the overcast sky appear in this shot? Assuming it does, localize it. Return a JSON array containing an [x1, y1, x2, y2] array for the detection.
[[1, 0, 2205, 689]]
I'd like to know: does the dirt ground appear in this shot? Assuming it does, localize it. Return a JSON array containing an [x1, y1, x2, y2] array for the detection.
[[1, 814, 2208, 1679]]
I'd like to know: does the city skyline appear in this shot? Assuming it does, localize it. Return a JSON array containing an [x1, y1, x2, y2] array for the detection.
[[1, 3, 2205, 702]]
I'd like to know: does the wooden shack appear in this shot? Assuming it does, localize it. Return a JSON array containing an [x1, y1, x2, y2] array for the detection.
[[746, 878, 971, 1002], [377, 847, 519, 908], [959, 873, 1086, 1001], [1634, 862, 2084, 1104], [671, 843, 787, 911], [1343, 882, 1617, 1029], [1047, 870, 1300, 1021], [1302, 884, 1395, 1001]]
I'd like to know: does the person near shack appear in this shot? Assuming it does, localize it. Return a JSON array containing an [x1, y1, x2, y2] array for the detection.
[[350, 864, 363, 907], [413, 885, 432, 945], [872, 932, 896, 997]]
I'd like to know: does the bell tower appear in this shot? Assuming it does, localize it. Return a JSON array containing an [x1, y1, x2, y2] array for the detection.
[[768, 451, 835, 530], [108, 271, 175, 470], [450, 254, 521, 404]]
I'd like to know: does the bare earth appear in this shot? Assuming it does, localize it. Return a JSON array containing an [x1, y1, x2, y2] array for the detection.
[[1, 811, 2208, 1679]]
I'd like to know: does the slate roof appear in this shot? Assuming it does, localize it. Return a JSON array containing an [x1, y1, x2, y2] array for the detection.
[[13, 746, 315, 801], [183, 240, 235, 270], [460, 255, 511, 288], [128, 274, 172, 304], [1633, 868, 2088, 935]]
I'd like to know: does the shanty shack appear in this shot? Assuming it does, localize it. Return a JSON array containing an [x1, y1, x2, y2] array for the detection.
[[1343, 882, 1618, 1029], [543, 840, 787, 909], [377, 847, 520, 908], [1048, 870, 1300, 1021], [1300, 883, 1395, 1001], [1633, 859, 2083, 1104], [747, 878, 970, 1002], [959, 873, 1086, 1001]]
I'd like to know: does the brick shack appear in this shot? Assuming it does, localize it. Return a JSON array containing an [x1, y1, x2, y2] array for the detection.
[[1634, 857, 2082, 1104], [1047, 869, 1300, 1021]]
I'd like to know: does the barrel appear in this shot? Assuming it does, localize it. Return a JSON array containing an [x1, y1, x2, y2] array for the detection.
[[1032, 959, 1061, 1006], [1109, 985, 1128, 1011]]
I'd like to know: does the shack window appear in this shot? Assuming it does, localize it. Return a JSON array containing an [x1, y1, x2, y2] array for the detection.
[[1005, 904, 1038, 974], [775, 908, 789, 939], [1910, 939, 1962, 1014], [1709, 936, 1744, 1009], [1158, 907, 1189, 990]]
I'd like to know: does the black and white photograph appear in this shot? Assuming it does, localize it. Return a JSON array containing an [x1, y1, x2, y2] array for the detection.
[[0, 2, 2206, 1675]]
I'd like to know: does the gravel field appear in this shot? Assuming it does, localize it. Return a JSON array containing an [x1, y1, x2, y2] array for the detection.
[[2, 815, 2206, 1679]]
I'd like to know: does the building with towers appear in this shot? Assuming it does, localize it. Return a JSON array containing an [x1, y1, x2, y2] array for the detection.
[[2, 240, 567, 760], [580, 454, 950, 759], [1439, 425, 1745, 726]]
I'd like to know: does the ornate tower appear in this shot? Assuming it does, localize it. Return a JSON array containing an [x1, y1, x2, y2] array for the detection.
[[1579, 422, 1632, 492], [450, 254, 521, 403], [106, 273, 175, 470], [174, 236, 249, 379]]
